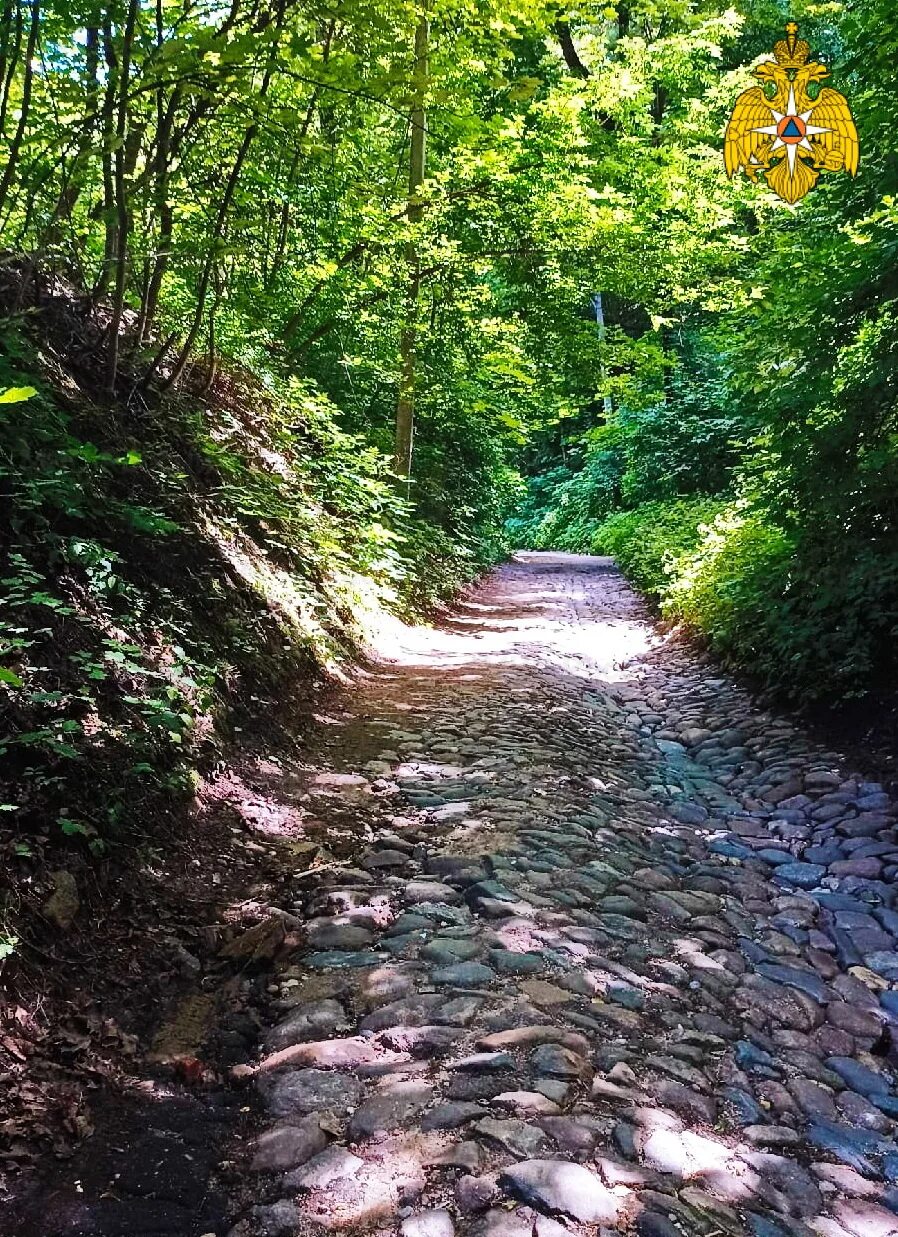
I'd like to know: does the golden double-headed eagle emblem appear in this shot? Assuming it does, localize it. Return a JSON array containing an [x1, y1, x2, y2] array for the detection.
[[725, 21, 858, 204]]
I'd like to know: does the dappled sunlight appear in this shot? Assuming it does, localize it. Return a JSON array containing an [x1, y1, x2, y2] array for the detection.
[[291, 1128, 448, 1231], [199, 766, 307, 838]]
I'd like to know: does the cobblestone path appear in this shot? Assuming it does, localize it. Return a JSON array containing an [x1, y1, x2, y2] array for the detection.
[[186, 554, 898, 1236]]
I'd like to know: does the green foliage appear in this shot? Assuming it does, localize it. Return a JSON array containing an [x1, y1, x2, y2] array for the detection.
[[507, 0, 898, 711], [591, 498, 725, 597], [0, 322, 492, 851], [508, 446, 621, 550], [664, 509, 898, 703], [0, 930, 17, 965]]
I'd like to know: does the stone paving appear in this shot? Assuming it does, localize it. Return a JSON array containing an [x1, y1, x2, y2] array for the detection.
[[228, 552, 898, 1237]]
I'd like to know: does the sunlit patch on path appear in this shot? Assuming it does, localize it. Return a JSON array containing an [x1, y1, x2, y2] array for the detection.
[[374, 554, 660, 684]]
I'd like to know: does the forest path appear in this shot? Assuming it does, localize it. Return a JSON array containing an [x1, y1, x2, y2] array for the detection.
[[226, 552, 898, 1237], [22, 553, 898, 1236]]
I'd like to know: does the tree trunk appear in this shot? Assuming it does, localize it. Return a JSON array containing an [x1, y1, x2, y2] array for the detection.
[[136, 0, 180, 344], [92, 20, 119, 302], [0, 0, 24, 144], [46, 25, 99, 240], [554, 19, 589, 78], [0, 0, 39, 219], [591, 292, 613, 418], [394, 9, 428, 480], [0, 0, 17, 138], [106, 0, 139, 394], [161, 0, 284, 390]]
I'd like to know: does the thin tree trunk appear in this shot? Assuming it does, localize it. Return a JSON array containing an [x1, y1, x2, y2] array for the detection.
[[0, 0, 17, 136], [161, 0, 284, 389], [46, 25, 99, 239], [591, 292, 613, 418], [0, 0, 23, 143], [199, 274, 224, 394], [268, 19, 334, 288], [106, 0, 139, 394], [554, 19, 589, 78], [93, 20, 119, 302], [137, 0, 180, 343], [394, 9, 428, 479], [0, 0, 39, 219], [160, 125, 253, 389], [267, 94, 317, 288]]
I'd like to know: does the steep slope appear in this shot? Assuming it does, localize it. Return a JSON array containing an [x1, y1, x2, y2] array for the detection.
[[0, 274, 481, 1189]]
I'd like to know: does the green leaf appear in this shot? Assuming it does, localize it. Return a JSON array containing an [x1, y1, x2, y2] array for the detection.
[[58, 817, 93, 838], [0, 386, 37, 404]]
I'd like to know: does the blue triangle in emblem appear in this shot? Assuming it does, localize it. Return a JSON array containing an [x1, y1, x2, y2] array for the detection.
[[782, 118, 802, 138]]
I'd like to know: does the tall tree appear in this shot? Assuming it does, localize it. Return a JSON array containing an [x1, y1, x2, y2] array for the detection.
[[394, 7, 429, 479]]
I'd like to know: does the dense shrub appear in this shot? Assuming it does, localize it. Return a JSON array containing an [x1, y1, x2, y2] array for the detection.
[[589, 498, 725, 598], [590, 496, 898, 705], [507, 448, 624, 550]]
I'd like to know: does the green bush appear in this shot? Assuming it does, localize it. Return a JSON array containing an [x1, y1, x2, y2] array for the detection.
[[0, 328, 504, 849], [508, 449, 624, 551], [590, 497, 725, 597], [596, 497, 898, 705], [665, 507, 898, 703]]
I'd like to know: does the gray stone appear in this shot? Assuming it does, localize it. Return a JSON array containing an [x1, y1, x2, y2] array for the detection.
[[422, 1102, 484, 1130], [455, 1176, 499, 1215], [775, 863, 825, 890], [265, 1000, 347, 1052], [493, 1091, 561, 1116], [421, 938, 481, 963], [430, 1141, 482, 1171], [670, 802, 709, 824], [499, 1159, 623, 1222], [306, 921, 375, 950], [537, 1115, 602, 1154], [530, 1043, 590, 1079], [448, 1052, 514, 1072], [304, 949, 381, 968], [250, 1117, 328, 1172], [743, 1125, 801, 1147], [265, 1069, 362, 1118], [755, 963, 830, 1003], [348, 1080, 433, 1140], [469, 1207, 568, 1237], [400, 1209, 455, 1237], [405, 881, 461, 905], [825, 1056, 892, 1097], [360, 994, 445, 1031], [473, 1117, 551, 1157], [488, 949, 544, 974], [636, 1214, 683, 1237], [283, 1146, 364, 1190], [448, 1073, 511, 1102], [251, 1201, 300, 1236], [431, 962, 496, 987], [363, 848, 413, 868], [42, 870, 79, 931]]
